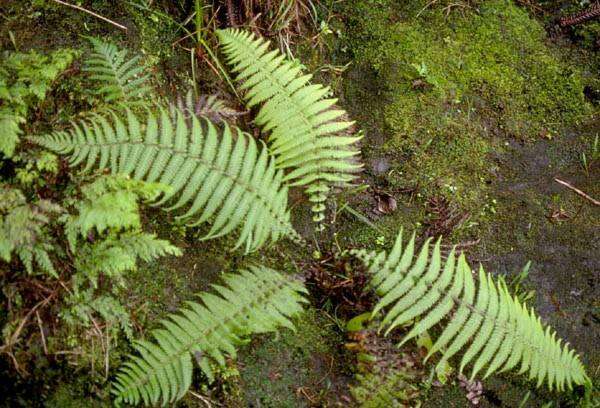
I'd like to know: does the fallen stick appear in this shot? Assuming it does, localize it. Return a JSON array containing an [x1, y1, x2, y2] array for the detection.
[[51, 0, 128, 31], [554, 178, 600, 206]]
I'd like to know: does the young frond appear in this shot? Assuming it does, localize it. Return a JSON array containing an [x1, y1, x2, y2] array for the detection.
[[83, 37, 152, 103], [217, 29, 363, 225], [111, 266, 308, 406], [30, 108, 298, 252], [352, 230, 589, 391]]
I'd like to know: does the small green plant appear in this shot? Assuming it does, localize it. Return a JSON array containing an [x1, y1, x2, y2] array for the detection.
[[63, 175, 181, 291], [580, 134, 598, 177], [0, 48, 76, 157], [58, 176, 181, 357], [351, 369, 416, 407], [0, 185, 62, 277], [13, 150, 59, 187]]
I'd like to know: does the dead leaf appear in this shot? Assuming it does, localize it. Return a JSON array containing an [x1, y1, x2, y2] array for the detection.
[[375, 192, 397, 215]]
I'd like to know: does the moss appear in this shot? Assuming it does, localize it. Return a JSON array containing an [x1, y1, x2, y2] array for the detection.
[[340, 0, 593, 237], [347, 0, 590, 136], [235, 308, 350, 407]]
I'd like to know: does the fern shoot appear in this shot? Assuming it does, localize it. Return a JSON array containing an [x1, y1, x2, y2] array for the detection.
[[217, 29, 363, 225], [111, 266, 308, 406], [352, 230, 589, 391], [83, 37, 152, 103], [31, 108, 298, 252]]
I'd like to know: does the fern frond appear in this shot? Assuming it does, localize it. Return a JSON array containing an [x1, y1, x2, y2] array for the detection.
[[111, 266, 308, 406], [74, 232, 181, 284], [0, 109, 24, 157], [30, 108, 297, 252], [83, 37, 152, 103], [217, 29, 363, 224], [0, 185, 61, 277], [352, 230, 589, 391]]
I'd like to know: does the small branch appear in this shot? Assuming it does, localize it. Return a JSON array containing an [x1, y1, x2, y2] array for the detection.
[[554, 178, 600, 206], [35, 311, 48, 355], [189, 390, 216, 407], [51, 0, 128, 31]]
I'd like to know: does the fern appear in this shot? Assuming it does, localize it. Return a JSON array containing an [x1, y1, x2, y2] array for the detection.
[[351, 370, 414, 408], [83, 37, 151, 103], [111, 266, 308, 406], [0, 185, 61, 277], [0, 49, 76, 156], [64, 176, 181, 291], [63, 175, 165, 249], [31, 108, 297, 252], [0, 110, 24, 158], [217, 29, 363, 224], [352, 230, 589, 391]]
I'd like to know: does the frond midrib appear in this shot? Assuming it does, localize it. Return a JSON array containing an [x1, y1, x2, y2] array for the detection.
[[115, 274, 295, 399], [68, 139, 292, 234]]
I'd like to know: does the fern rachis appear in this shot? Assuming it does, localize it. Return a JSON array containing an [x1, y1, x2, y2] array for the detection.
[[111, 266, 308, 406], [31, 108, 298, 252], [353, 230, 589, 390]]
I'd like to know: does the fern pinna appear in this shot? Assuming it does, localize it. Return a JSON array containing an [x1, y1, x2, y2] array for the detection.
[[217, 29, 362, 225], [30, 108, 297, 252], [111, 266, 308, 406], [83, 37, 151, 103], [353, 230, 588, 391]]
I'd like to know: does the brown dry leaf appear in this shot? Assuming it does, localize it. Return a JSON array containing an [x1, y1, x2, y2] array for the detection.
[[375, 192, 397, 215]]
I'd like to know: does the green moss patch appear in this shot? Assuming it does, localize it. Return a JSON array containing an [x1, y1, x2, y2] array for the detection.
[[236, 308, 351, 407], [341, 0, 593, 235]]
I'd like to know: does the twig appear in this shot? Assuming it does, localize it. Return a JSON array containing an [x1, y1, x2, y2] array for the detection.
[[416, 0, 439, 18], [35, 311, 48, 355], [554, 178, 600, 206], [189, 390, 215, 407], [105, 325, 110, 379], [0, 292, 56, 353], [51, 0, 128, 31]]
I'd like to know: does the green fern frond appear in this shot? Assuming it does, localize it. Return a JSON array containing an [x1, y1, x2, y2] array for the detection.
[[111, 266, 308, 406], [63, 175, 165, 250], [217, 29, 363, 224], [352, 230, 589, 391], [351, 370, 414, 408], [0, 109, 24, 157], [83, 37, 152, 103], [30, 108, 297, 252], [0, 185, 61, 277], [73, 232, 181, 286]]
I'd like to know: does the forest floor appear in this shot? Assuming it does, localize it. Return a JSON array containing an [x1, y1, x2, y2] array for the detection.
[[0, 0, 598, 407]]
